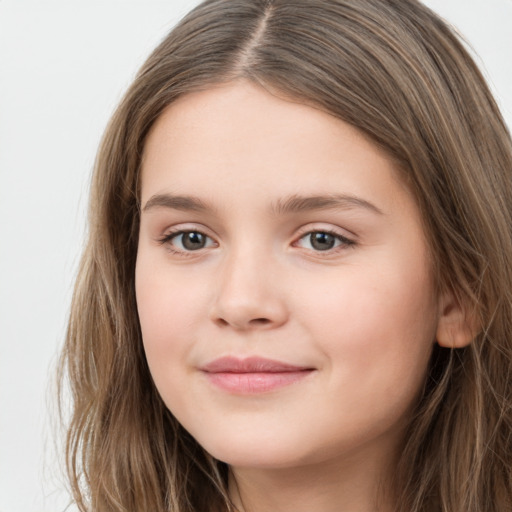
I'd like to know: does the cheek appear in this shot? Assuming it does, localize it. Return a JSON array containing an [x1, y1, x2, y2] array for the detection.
[[291, 271, 437, 456], [300, 263, 435, 331], [135, 254, 205, 370], [294, 259, 438, 396], [135, 260, 210, 423]]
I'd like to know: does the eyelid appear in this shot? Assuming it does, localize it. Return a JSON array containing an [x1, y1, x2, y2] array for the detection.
[[154, 222, 356, 257], [293, 223, 356, 241], [292, 224, 357, 254], [156, 224, 218, 255], [157, 222, 215, 240]]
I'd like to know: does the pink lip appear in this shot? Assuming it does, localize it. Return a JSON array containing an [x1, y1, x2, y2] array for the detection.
[[200, 356, 315, 394]]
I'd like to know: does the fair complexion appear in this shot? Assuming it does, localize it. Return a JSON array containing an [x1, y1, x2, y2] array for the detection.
[[136, 80, 469, 512]]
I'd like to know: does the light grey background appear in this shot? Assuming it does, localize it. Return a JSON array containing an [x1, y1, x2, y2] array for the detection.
[[0, 1, 510, 511]]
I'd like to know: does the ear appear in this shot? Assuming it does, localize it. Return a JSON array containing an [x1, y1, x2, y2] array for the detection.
[[436, 290, 479, 348]]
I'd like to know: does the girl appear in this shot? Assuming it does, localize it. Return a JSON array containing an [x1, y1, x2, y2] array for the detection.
[[59, 0, 512, 511]]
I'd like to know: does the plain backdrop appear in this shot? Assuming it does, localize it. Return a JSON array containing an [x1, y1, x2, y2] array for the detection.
[[0, 1, 510, 511]]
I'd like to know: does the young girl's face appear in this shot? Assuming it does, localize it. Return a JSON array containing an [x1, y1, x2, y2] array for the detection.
[[136, 80, 442, 471]]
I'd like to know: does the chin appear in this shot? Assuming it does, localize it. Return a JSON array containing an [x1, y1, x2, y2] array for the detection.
[[195, 433, 300, 469], [196, 429, 332, 470]]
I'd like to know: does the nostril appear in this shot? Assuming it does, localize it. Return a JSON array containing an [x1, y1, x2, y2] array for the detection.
[[250, 318, 271, 325], [213, 317, 270, 328]]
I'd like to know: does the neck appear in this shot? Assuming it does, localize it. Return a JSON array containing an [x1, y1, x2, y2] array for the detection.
[[228, 446, 397, 512]]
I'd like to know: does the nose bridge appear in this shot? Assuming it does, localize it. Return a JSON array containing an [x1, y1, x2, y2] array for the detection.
[[210, 239, 288, 330]]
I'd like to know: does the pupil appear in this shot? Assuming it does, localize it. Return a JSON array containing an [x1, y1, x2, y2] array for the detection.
[[183, 232, 205, 250], [310, 232, 335, 251]]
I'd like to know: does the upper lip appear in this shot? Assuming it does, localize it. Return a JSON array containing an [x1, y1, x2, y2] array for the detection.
[[201, 356, 313, 373]]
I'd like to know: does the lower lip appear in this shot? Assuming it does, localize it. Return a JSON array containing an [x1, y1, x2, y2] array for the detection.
[[203, 370, 314, 394]]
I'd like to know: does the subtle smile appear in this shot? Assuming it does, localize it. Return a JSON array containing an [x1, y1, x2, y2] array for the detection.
[[200, 356, 316, 394]]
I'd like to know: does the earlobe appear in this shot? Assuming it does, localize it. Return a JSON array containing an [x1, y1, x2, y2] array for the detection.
[[435, 291, 479, 348]]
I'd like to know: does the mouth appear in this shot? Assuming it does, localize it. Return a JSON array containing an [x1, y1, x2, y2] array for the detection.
[[200, 356, 316, 394]]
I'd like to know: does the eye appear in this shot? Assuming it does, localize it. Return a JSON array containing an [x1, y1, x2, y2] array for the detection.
[[161, 230, 216, 252], [296, 230, 354, 252]]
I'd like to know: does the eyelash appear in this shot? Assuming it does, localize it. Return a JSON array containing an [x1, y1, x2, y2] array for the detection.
[[157, 229, 216, 257], [157, 228, 356, 256], [293, 228, 355, 254]]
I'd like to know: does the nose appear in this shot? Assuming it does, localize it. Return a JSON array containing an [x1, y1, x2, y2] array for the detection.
[[209, 249, 289, 331]]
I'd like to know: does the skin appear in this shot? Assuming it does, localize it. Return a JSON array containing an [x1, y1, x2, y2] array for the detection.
[[135, 80, 467, 512]]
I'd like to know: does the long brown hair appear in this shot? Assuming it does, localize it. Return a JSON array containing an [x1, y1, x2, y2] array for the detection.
[[59, 1, 512, 510]]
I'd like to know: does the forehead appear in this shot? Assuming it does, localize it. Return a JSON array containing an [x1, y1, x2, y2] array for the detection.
[[140, 80, 411, 215]]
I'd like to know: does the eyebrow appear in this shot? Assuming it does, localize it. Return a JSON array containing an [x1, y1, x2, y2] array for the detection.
[[142, 193, 383, 216], [142, 194, 213, 213], [271, 194, 384, 216]]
